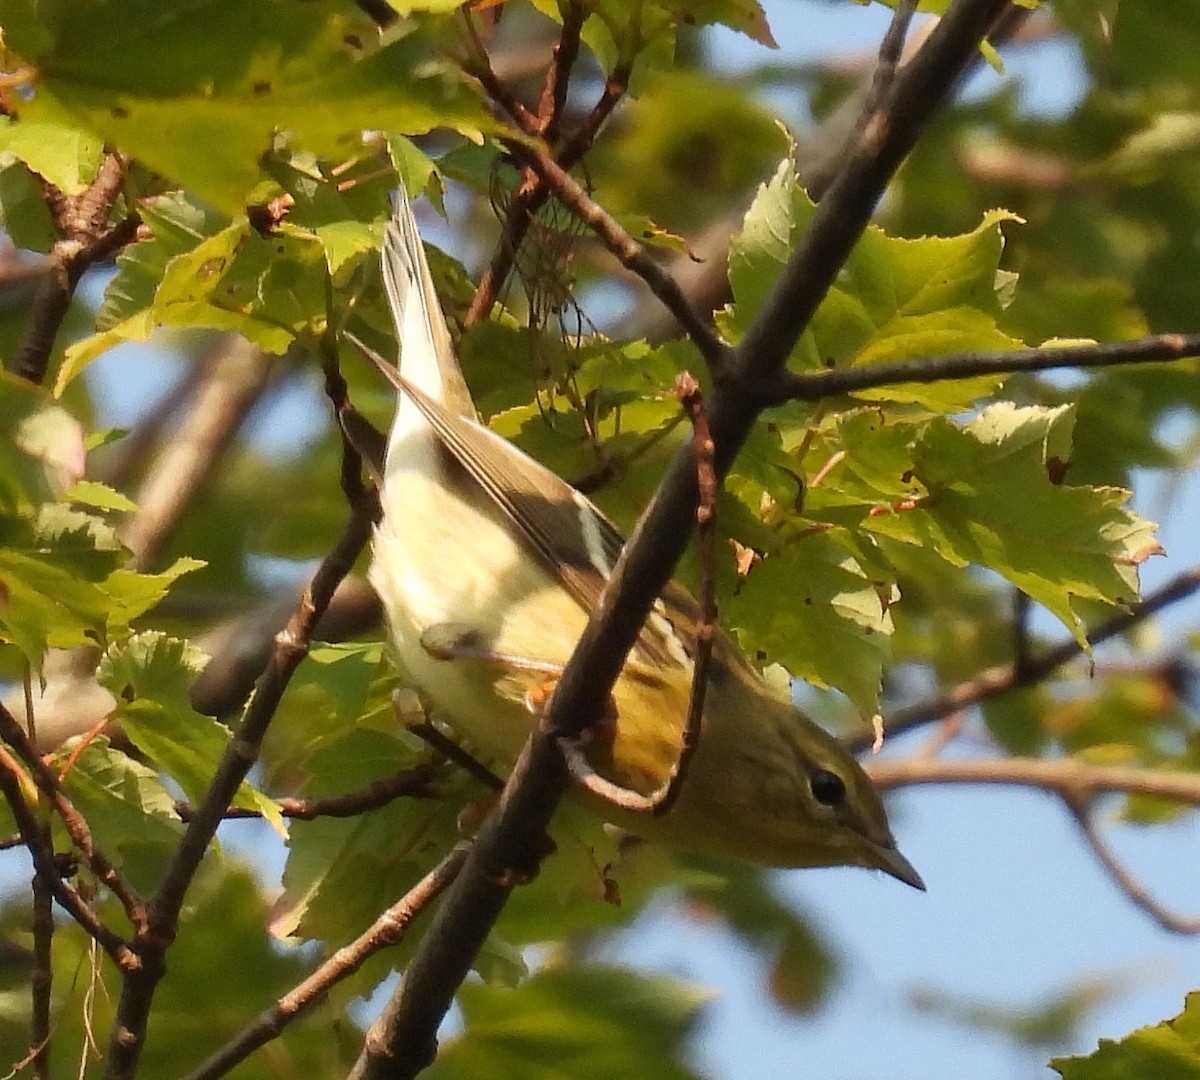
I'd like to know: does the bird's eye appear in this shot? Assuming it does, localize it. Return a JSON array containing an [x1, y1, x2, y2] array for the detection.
[[810, 769, 846, 807]]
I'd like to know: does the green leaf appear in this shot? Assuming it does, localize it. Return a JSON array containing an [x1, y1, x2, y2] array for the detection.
[[14, 2, 489, 215], [276, 727, 461, 943], [727, 526, 896, 717], [98, 632, 277, 824], [58, 191, 229, 392], [423, 965, 711, 1080], [103, 557, 205, 636], [0, 506, 123, 667], [722, 157, 1025, 411], [0, 101, 101, 194], [1053, 992, 1200, 1080], [0, 372, 84, 511], [63, 478, 139, 513], [0, 161, 58, 251], [675, 0, 777, 47], [60, 737, 183, 894], [864, 403, 1163, 647]]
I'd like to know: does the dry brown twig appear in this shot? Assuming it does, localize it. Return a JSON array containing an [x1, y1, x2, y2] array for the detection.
[[181, 844, 469, 1080], [868, 754, 1200, 934], [14, 152, 139, 386], [349, 3, 1021, 1077], [100, 345, 382, 1080]]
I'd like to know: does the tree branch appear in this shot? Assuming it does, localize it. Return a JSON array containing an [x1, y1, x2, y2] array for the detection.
[[30, 847, 54, 1080], [121, 335, 278, 571], [867, 753, 1200, 804], [13, 153, 138, 386], [0, 703, 147, 936], [852, 567, 1200, 752], [101, 355, 381, 1080], [1066, 803, 1200, 936], [868, 753, 1200, 935], [509, 139, 732, 373], [350, 2, 1016, 1075], [461, 11, 630, 329], [185, 845, 468, 1080], [764, 332, 1200, 407], [0, 739, 134, 966], [174, 765, 438, 824]]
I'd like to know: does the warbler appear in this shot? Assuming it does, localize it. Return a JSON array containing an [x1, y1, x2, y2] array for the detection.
[[362, 189, 922, 888]]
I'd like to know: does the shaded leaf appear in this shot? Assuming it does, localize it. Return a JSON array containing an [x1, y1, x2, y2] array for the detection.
[[424, 965, 711, 1080]]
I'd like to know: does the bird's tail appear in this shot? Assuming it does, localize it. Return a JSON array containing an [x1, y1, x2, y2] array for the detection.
[[381, 187, 475, 420]]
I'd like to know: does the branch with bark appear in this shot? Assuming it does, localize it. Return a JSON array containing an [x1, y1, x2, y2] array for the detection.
[[100, 351, 381, 1080], [351, 2, 1021, 1076]]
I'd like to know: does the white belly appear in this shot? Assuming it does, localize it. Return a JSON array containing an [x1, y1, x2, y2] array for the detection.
[[370, 412, 586, 762]]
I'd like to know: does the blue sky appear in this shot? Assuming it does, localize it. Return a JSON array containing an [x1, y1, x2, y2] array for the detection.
[[73, 3, 1200, 1077]]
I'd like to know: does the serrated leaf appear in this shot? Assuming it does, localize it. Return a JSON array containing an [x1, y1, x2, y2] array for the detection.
[[1053, 992, 1200, 1080], [0, 507, 123, 666], [103, 557, 205, 636], [727, 527, 895, 717], [14, 3, 489, 215], [864, 403, 1162, 647], [98, 632, 275, 825], [678, 0, 777, 46], [57, 192, 230, 393], [313, 217, 377, 274], [60, 737, 183, 893], [292, 641, 384, 724], [276, 728, 459, 943], [722, 157, 1025, 411], [64, 479, 139, 513]]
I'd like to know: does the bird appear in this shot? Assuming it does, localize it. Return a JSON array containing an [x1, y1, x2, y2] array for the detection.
[[355, 188, 922, 888]]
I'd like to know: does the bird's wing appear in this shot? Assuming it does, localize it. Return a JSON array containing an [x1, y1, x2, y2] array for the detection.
[[355, 335, 698, 673]]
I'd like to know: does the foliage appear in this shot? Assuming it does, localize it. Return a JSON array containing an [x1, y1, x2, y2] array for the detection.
[[0, 0, 1197, 1078]]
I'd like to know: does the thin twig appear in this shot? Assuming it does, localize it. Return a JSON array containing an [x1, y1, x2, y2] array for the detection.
[[462, 12, 540, 135], [869, 752, 1200, 934], [763, 333, 1200, 407], [100, 353, 382, 1080], [656, 373, 717, 815], [554, 62, 632, 167], [0, 741, 134, 966], [865, 0, 918, 114], [31, 861, 53, 1080], [121, 336, 277, 571], [406, 722, 505, 793], [0, 703, 147, 933], [853, 567, 1200, 752], [1011, 589, 1034, 681], [557, 375, 719, 815], [174, 764, 439, 824], [537, 0, 584, 142], [462, 17, 629, 329], [867, 753, 1200, 804], [466, 172, 545, 326], [509, 140, 731, 373], [182, 845, 469, 1080], [1066, 801, 1200, 936]]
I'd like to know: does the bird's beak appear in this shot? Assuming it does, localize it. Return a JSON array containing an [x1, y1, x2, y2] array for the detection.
[[871, 843, 926, 891]]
